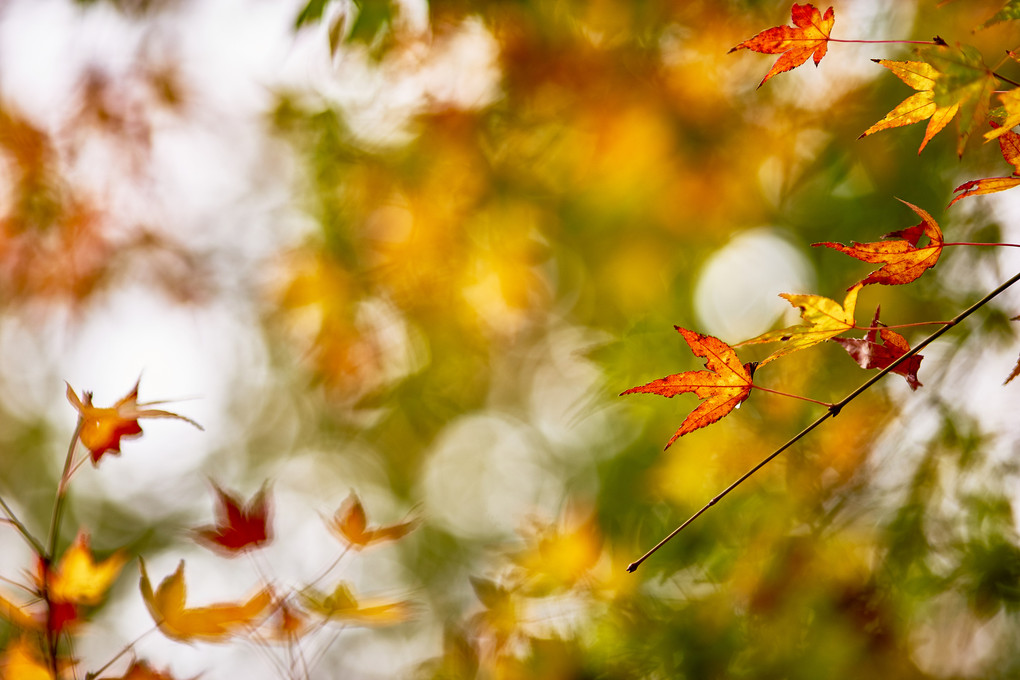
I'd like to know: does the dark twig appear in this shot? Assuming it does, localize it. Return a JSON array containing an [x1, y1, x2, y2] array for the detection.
[[627, 269, 1020, 573]]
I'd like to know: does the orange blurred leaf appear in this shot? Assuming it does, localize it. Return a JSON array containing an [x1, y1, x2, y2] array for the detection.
[[325, 492, 419, 549], [736, 285, 861, 365], [0, 592, 43, 632], [47, 531, 126, 606], [833, 307, 923, 390], [729, 3, 834, 88], [0, 638, 53, 680], [195, 482, 272, 556], [139, 559, 272, 643], [813, 200, 943, 286], [622, 327, 755, 449], [301, 582, 412, 626], [106, 661, 182, 680], [66, 379, 202, 464]]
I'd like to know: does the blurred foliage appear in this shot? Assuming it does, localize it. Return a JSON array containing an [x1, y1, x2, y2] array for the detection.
[[2, 0, 1020, 677]]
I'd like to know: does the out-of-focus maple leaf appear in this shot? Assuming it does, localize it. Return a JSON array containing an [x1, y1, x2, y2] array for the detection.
[[859, 60, 959, 153], [0, 638, 53, 680], [975, 0, 1020, 31], [46, 531, 126, 606], [0, 592, 43, 631], [65, 380, 202, 464], [833, 307, 923, 390], [195, 482, 272, 556], [107, 661, 181, 680], [301, 582, 412, 626], [511, 512, 602, 595], [926, 44, 996, 157], [260, 598, 311, 643], [986, 88, 1020, 140], [736, 285, 861, 365], [622, 327, 755, 449], [728, 3, 835, 88], [139, 559, 272, 642], [813, 200, 943, 287], [469, 577, 518, 651], [950, 123, 1020, 206], [325, 492, 419, 549]]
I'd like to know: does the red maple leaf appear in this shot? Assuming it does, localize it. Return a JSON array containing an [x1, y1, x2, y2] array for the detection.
[[729, 3, 835, 88], [195, 482, 272, 555], [833, 306, 923, 390]]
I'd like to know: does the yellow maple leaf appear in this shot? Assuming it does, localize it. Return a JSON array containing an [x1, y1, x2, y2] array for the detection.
[[736, 285, 861, 366], [139, 559, 272, 643], [48, 531, 126, 605], [859, 60, 959, 153], [301, 582, 412, 626]]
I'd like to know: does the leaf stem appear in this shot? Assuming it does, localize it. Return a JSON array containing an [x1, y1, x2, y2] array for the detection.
[[855, 321, 953, 330], [750, 384, 833, 408], [993, 71, 1020, 88], [828, 38, 946, 45], [43, 415, 84, 673], [627, 269, 1020, 573], [942, 241, 1020, 248], [0, 495, 44, 555], [84, 626, 157, 680]]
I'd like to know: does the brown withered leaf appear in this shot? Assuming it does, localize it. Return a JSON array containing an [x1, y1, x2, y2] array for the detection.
[[729, 3, 835, 88], [833, 307, 923, 390], [622, 327, 755, 449], [813, 199, 943, 287]]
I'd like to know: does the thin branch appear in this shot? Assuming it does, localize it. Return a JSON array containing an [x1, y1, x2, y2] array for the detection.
[[992, 70, 1020, 88], [627, 269, 1020, 573], [0, 495, 44, 555]]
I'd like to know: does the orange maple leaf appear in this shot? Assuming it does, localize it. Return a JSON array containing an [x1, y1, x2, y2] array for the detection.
[[195, 482, 272, 556], [325, 492, 419, 549], [66, 379, 203, 464], [621, 327, 755, 449], [729, 3, 835, 88], [950, 123, 1020, 206], [813, 200, 943, 287], [833, 307, 923, 390], [0, 638, 53, 680], [735, 285, 860, 365], [139, 559, 273, 642]]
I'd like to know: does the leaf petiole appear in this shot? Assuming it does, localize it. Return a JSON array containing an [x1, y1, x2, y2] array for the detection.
[[750, 384, 833, 408], [942, 241, 1020, 248]]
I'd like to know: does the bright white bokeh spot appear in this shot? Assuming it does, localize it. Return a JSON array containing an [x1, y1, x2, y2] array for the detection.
[[694, 228, 815, 341]]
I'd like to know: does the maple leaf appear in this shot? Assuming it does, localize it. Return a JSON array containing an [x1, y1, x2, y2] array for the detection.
[[301, 582, 413, 626], [0, 592, 43, 631], [950, 123, 1020, 206], [833, 307, 923, 390], [621, 327, 755, 449], [325, 492, 419, 549], [46, 531, 126, 606], [985, 88, 1020, 140], [975, 0, 1020, 31], [65, 380, 203, 464], [729, 3, 835, 88], [195, 482, 272, 556], [925, 44, 996, 157], [735, 285, 861, 365], [0, 638, 53, 680], [139, 559, 273, 642], [859, 60, 960, 153], [107, 661, 182, 680], [511, 512, 602, 595], [813, 200, 943, 287]]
